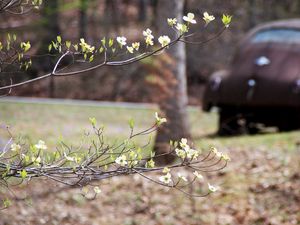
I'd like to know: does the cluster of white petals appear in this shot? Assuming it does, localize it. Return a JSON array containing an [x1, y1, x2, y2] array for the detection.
[[159, 172, 172, 184], [208, 183, 218, 193], [177, 172, 188, 182], [158, 35, 171, 47], [143, 28, 154, 46], [116, 36, 127, 46], [211, 147, 230, 161], [34, 140, 47, 150], [183, 13, 197, 24], [203, 12, 215, 24], [167, 18, 177, 26], [155, 112, 167, 125], [115, 154, 127, 166], [193, 171, 204, 180], [175, 138, 199, 160], [10, 143, 21, 152]]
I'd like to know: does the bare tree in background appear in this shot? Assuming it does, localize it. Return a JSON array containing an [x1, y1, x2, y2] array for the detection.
[[154, 0, 191, 165]]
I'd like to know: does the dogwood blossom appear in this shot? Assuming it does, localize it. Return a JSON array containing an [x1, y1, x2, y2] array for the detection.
[[31, 156, 41, 164], [35, 140, 47, 150], [211, 147, 230, 160], [146, 159, 155, 168], [126, 46, 134, 54], [185, 146, 199, 159], [145, 36, 154, 46], [159, 172, 172, 184], [203, 12, 215, 25], [221, 153, 231, 161], [177, 173, 188, 182], [167, 18, 177, 26], [94, 186, 102, 194], [179, 138, 188, 148], [10, 143, 21, 152], [176, 138, 199, 160], [175, 148, 186, 159], [116, 36, 127, 46], [79, 38, 95, 53], [162, 167, 170, 173], [143, 28, 154, 46], [64, 152, 75, 162], [115, 155, 127, 166], [132, 42, 140, 51], [142, 28, 153, 38], [193, 171, 204, 180], [155, 112, 167, 125], [183, 13, 196, 24], [158, 35, 171, 47], [208, 183, 218, 193], [175, 23, 188, 34]]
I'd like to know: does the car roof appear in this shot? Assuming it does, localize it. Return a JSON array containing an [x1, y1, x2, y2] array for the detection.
[[240, 19, 300, 46]]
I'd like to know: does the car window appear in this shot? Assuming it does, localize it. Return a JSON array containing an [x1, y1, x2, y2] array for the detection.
[[251, 29, 300, 44]]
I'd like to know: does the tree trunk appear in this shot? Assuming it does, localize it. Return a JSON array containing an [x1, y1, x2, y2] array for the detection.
[[154, 0, 190, 165], [138, 0, 147, 22], [248, 0, 256, 29], [79, 0, 88, 39], [29, 0, 60, 97], [44, 0, 60, 98]]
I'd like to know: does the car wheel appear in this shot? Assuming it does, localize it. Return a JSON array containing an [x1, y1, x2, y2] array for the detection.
[[218, 109, 245, 136], [246, 122, 260, 135]]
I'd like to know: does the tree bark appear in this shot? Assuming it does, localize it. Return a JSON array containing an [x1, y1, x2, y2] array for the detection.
[[44, 0, 60, 98], [28, 0, 60, 97], [79, 0, 88, 39], [154, 0, 190, 165], [138, 0, 147, 22], [248, 0, 256, 29]]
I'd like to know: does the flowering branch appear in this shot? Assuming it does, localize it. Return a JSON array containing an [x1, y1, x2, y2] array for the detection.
[[0, 112, 230, 208], [0, 0, 42, 14], [0, 12, 232, 92]]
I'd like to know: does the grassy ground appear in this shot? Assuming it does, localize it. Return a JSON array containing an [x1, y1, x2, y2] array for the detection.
[[0, 101, 299, 225]]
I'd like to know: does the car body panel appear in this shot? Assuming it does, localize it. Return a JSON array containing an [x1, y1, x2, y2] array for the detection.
[[203, 19, 300, 111]]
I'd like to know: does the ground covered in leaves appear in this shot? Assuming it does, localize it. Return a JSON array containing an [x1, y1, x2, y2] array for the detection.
[[0, 101, 299, 225]]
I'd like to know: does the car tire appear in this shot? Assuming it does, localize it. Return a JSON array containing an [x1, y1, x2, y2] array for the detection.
[[218, 109, 245, 136]]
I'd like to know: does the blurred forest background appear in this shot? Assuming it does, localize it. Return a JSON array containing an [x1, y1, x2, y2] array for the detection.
[[1, 0, 300, 104]]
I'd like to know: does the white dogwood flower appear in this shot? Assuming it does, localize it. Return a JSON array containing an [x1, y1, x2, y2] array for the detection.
[[208, 183, 218, 193], [162, 167, 170, 173], [143, 28, 153, 38], [132, 42, 140, 51], [115, 155, 127, 166], [193, 171, 204, 180], [167, 18, 177, 26], [158, 35, 171, 47], [126, 46, 134, 54], [94, 186, 102, 194], [35, 140, 47, 150], [177, 173, 188, 182], [116, 36, 127, 46], [155, 112, 167, 125], [159, 172, 172, 184], [203, 12, 215, 25], [11, 143, 21, 152], [175, 148, 186, 159], [183, 13, 196, 24], [175, 23, 188, 34]]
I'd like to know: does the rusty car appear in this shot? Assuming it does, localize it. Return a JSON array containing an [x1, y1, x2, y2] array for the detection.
[[203, 19, 300, 135]]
